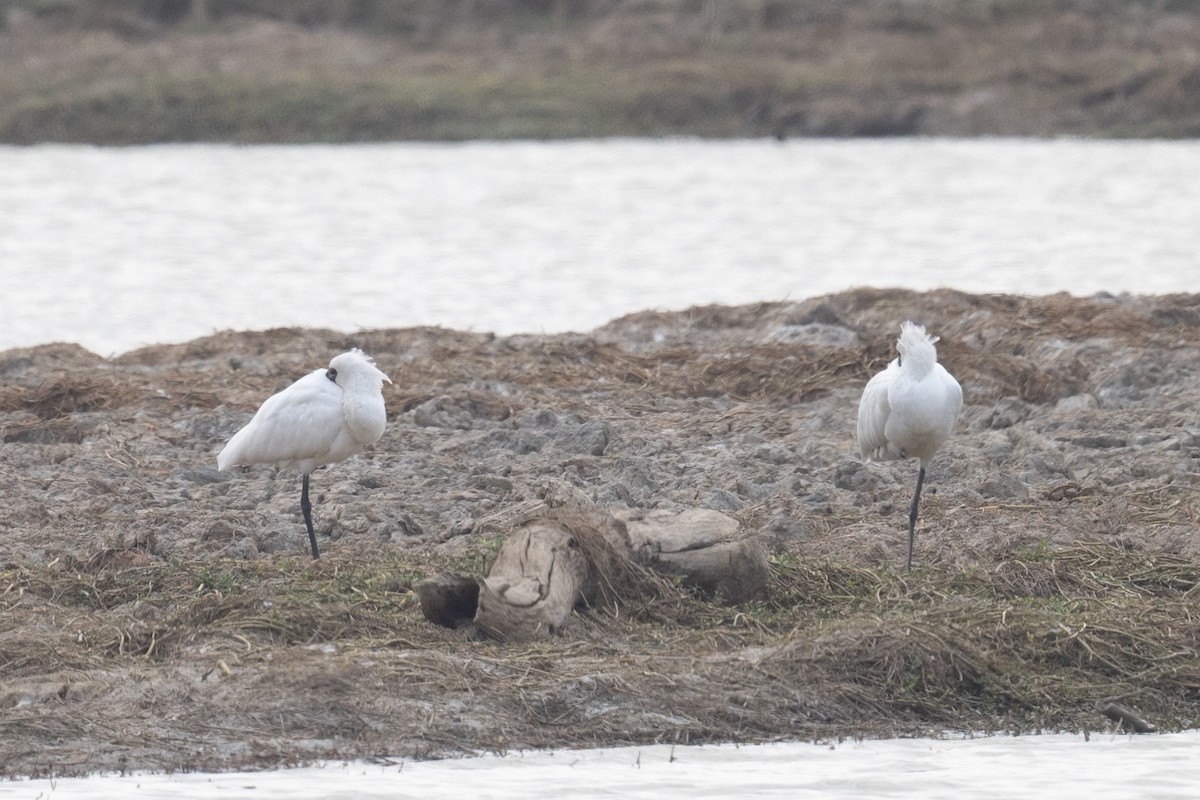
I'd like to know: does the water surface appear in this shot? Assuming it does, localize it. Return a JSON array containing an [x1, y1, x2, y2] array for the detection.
[[6, 733, 1198, 799], [2, 139, 1196, 355]]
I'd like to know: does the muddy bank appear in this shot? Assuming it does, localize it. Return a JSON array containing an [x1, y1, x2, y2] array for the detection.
[[1, 288, 1199, 778], [3, 1, 1200, 142]]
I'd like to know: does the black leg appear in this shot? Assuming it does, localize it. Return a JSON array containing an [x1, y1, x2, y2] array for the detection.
[[301, 473, 320, 560], [907, 466, 926, 572]]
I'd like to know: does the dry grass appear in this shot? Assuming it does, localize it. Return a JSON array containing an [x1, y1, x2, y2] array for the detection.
[[3, 1, 1200, 142], [759, 545, 1200, 730], [3, 539, 1197, 745]]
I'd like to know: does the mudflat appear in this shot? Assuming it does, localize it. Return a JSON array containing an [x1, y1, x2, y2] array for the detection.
[[1, 288, 1197, 777]]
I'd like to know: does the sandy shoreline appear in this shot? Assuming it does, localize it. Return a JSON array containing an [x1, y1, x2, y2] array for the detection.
[[1, 288, 1198, 777]]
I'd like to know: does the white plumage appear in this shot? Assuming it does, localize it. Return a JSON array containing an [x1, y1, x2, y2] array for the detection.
[[218, 349, 392, 559], [858, 321, 962, 571]]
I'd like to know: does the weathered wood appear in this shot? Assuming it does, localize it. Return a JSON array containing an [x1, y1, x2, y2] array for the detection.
[[1098, 701, 1157, 734], [417, 505, 767, 640], [474, 519, 592, 641], [621, 508, 739, 555], [620, 508, 769, 603], [654, 540, 770, 604], [472, 507, 633, 641], [416, 573, 480, 630]]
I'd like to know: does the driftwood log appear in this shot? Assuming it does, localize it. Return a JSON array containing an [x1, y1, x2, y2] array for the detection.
[[415, 574, 480, 630], [617, 508, 770, 605], [1097, 701, 1157, 734], [418, 505, 769, 640]]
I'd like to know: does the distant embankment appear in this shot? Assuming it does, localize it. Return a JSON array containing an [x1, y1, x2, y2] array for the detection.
[[3, 0, 1199, 144]]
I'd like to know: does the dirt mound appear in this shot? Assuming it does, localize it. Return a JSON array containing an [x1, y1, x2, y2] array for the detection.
[[1, 289, 1198, 777]]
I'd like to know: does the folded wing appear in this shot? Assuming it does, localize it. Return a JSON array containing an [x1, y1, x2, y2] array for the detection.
[[218, 370, 346, 472], [857, 363, 896, 462]]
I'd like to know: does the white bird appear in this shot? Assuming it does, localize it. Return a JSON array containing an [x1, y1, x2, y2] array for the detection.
[[857, 321, 962, 571], [218, 349, 392, 560]]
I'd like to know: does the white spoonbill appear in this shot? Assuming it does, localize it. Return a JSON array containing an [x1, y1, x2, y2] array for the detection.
[[857, 321, 962, 571], [218, 349, 392, 560]]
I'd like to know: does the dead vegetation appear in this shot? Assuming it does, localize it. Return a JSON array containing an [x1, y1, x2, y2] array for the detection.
[[1, 289, 1200, 776], [3, 1, 1200, 142], [2, 539, 1197, 776]]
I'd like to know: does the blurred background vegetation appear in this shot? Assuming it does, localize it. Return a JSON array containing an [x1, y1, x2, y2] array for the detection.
[[2, 0, 1199, 143]]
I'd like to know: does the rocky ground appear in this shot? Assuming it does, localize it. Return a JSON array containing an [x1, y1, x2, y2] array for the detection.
[[1, 288, 1199, 777]]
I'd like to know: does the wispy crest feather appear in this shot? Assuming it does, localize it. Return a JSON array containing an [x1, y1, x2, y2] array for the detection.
[[897, 321, 940, 372], [334, 348, 392, 386]]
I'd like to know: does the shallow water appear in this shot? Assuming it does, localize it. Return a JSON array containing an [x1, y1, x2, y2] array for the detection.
[[2, 138, 1198, 355], [6, 733, 1199, 799]]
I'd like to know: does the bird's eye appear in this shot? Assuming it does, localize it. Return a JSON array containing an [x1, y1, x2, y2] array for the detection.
[[326, 368, 338, 383]]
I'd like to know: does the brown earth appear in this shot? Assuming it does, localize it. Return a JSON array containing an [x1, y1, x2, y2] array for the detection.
[[1, 288, 1199, 778]]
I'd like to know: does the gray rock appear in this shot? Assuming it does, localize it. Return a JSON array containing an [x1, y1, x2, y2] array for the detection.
[[515, 429, 548, 454], [978, 473, 1029, 500], [1056, 393, 1098, 412], [202, 520, 239, 542], [594, 482, 633, 506], [979, 398, 1031, 430], [412, 397, 476, 430], [172, 467, 229, 485], [752, 443, 793, 465], [220, 537, 261, 559], [705, 488, 743, 512], [260, 529, 306, 554], [559, 419, 611, 456], [833, 460, 874, 491]]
